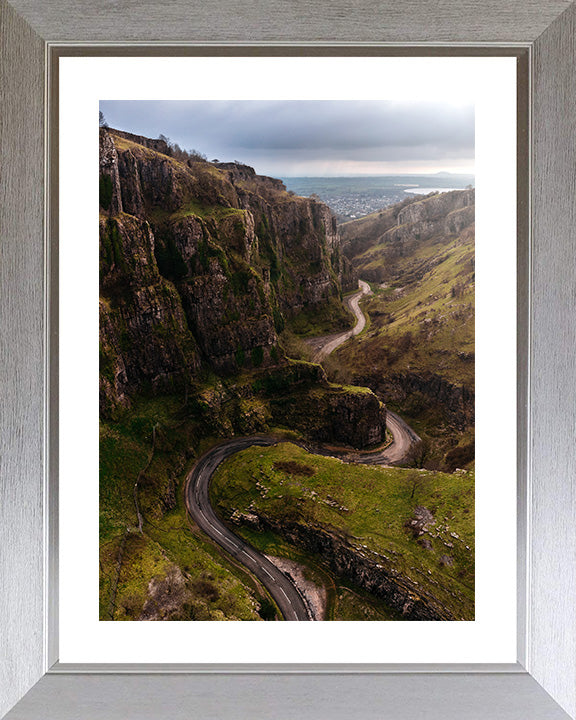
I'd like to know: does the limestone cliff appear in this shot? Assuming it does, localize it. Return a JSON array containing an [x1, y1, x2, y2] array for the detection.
[[341, 189, 474, 283], [99, 128, 359, 428], [99, 212, 201, 416], [336, 189, 475, 465]]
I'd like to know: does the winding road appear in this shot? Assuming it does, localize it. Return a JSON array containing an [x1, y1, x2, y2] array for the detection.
[[352, 410, 421, 465], [185, 436, 311, 621], [305, 279, 372, 361], [185, 279, 420, 620], [304, 278, 420, 464]]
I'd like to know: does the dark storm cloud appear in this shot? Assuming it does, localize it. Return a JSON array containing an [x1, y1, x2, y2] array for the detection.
[[99, 100, 474, 175]]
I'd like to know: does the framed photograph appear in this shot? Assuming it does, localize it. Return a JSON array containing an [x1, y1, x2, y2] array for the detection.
[[61, 54, 513, 662], [1, 2, 575, 719]]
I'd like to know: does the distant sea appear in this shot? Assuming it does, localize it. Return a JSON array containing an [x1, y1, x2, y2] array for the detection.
[[280, 174, 475, 221], [406, 187, 464, 195]]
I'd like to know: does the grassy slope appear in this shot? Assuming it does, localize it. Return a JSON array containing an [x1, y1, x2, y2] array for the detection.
[[99, 363, 387, 620], [337, 226, 475, 387], [333, 215, 475, 470], [210, 443, 475, 620], [285, 294, 355, 336], [99, 395, 270, 621]]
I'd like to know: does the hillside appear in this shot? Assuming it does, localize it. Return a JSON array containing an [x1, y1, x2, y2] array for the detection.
[[335, 190, 475, 470], [211, 443, 474, 621], [99, 131, 475, 621], [99, 129, 389, 621], [340, 189, 474, 283], [99, 128, 358, 415]]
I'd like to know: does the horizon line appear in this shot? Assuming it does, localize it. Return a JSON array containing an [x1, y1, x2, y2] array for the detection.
[[279, 173, 476, 179]]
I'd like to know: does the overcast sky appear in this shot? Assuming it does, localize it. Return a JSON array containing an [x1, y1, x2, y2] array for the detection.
[[99, 100, 474, 177]]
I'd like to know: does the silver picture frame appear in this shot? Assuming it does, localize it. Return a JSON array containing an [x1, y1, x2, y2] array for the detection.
[[1, 1, 575, 718]]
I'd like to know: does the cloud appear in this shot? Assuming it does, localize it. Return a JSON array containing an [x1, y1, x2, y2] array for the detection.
[[100, 100, 474, 175]]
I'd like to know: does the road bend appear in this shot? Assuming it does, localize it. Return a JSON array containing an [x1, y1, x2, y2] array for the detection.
[[306, 278, 421, 464], [185, 280, 420, 620], [306, 279, 372, 361], [185, 436, 311, 621], [352, 411, 421, 466]]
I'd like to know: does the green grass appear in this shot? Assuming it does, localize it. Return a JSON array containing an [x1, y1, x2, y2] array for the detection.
[[152, 200, 247, 226], [334, 383, 373, 395], [100, 395, 271, 621], [337, 232, 474, 389], [210, 442, 475, 620], [335, 583, 404, 621], [286, 295, 355, 337]]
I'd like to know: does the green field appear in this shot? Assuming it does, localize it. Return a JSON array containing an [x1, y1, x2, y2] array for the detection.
[[99, 395, 272, 621], [210, 442, 475, 620]]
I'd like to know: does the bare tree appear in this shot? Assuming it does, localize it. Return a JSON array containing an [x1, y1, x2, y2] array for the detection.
[[406, 469, 426, 500]]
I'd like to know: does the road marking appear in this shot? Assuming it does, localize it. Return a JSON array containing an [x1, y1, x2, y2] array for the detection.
[[261, 566, 274, 579], [211, 526, 240, 553], [279, 588, 289, 601]]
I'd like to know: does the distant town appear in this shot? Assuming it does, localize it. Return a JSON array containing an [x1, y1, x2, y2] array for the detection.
[[282, 174, 475, 222]]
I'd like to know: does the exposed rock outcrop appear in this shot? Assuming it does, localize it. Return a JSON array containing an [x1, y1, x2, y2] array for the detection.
[[341, 189, 475, 284], [355, 371, 474, 430], [396, 189, 474, 226], [385, 191, 474, 244], [270, 385, 387, 448], [243, 515, 458, 620], [99, 129, 363, 442], [99, 213, 200, 416], [189, 362, 386, 449]]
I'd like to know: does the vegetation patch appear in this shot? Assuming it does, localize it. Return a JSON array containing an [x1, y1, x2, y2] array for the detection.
[[99, 395, 270, 621], [99, 174, 113, 210], [286, 295, 354, 337], [211, 442, 475, 620], [273, 460, 316, 477]]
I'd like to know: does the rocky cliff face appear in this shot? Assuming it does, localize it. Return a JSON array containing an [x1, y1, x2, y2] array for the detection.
[[356, 370, 474, 430], [99, 212, 201, 416], [178, 360, 386, 449], [341, 189, 475, 284], [235, 513, 459, 620], [387, 189, 475, 244], [269, 383, 387, 448], [99, 128, 358, 426]]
